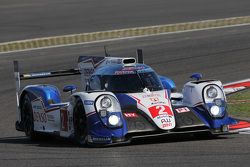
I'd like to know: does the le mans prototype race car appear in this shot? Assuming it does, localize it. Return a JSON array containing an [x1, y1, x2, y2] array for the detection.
[[13, 50, 237, 146]]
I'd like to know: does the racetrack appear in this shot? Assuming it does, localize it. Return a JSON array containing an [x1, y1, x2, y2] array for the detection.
[[1, 0, 250, 42], [0, 0, 250, 167]]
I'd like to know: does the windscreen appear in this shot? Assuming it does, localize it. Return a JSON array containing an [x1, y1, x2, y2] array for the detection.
[[89, 72, 163, 93]]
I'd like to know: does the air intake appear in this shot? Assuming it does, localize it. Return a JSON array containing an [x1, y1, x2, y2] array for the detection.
[[123, 58, 136, 64]]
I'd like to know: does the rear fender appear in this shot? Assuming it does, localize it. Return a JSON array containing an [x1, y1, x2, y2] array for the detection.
[[20, 85, 61, 107], [18, 85, 62, 133]]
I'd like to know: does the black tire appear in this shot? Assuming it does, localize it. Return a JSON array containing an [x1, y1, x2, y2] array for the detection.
[[73, 98, 88, 145], [21, 94, 38, 140]]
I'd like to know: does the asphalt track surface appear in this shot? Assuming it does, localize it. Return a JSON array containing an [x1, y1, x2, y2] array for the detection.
[[0, 25, 250, 166], [1, 0, 250, 42]]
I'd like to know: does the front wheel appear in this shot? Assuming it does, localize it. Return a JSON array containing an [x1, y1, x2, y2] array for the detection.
[[73, 98, 87, 145]]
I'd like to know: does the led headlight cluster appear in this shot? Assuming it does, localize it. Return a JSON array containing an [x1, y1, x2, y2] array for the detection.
[[95, 95, 122, 127], [203, 85, 226, 118]]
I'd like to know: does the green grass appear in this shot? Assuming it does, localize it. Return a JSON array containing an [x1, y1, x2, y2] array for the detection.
[[227, 89, 250, 118]]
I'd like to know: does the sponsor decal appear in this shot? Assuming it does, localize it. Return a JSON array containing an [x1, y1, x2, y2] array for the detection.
[[122, 66, 145, 71], [32, 98, 47, 123], [30, 72, 51, 77], [160, 113, 174, 128], [60, 109, 68, 131], [90, 136, 111, 143], [124, 113, 138, 118], [149, 97, 166, 105], [142, 93, 161, 98], [162, 122, 173, 128], [115, 71, 135, 75], [175, 107, 190, 113], [150, 97, 159, 103], [161, 118, 171, 123], [84, 100, 94, 105], [148, 105, 173, 118]]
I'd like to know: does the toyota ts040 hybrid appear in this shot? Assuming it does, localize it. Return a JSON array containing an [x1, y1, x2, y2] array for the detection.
[[13, 50, 237, 146]]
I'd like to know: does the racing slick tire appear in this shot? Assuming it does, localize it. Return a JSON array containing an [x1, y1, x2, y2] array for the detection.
[[73, 97, 88, 145], [21, 94, 38, 140]]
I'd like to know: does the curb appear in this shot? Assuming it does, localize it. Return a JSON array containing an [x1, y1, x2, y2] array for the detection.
[[1, 16, 250, 53]]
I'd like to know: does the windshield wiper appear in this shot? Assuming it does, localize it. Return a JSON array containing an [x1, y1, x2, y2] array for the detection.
[[135, 71, 150, 92]]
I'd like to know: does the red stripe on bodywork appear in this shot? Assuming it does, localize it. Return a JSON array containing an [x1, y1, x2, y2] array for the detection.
[[130, 95, 147, 108], [224, 81, 250, 88], [45, 107, 60, 113], [229, 121, 250, 130], [164, 89, 169, 99], [86, 111, 96, 117]]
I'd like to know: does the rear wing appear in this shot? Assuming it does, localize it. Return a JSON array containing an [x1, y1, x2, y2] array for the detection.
[[13, 60, 80, 122], [14, 61, 80, 81], [13, 60, 80, 95]]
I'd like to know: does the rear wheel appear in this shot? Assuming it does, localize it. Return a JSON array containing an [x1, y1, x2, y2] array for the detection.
[[21, 94, 37, 140], [73, 98, 87, 145]]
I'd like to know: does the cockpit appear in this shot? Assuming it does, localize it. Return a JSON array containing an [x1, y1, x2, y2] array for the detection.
[[88, 71, 163, 93]]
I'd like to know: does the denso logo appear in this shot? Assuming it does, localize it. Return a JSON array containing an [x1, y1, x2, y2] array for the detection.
[[142, 93, 161, 98]]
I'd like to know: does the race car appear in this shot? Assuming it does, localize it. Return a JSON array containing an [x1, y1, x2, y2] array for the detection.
[[13, 50, 237, 146]]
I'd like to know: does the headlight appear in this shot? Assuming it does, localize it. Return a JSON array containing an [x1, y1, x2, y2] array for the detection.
[[203, 84, 226, 118], [96, 95, 121, 112], [108, 115, 120, 126], [95, 95, 122, 128], [206, 86, 218, 98], [100, 96, 112, 108], [214, 99, 225, 107], [210, 105, 220, 116]]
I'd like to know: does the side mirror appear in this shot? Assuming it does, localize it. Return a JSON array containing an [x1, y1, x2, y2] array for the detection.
[[190, 73, 202, 81], [159, 75, 176, 92], [63, 85, 77, 94]]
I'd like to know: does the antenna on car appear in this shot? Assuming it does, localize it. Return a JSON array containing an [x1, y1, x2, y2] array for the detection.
[[104, 46, 110, 57], [136, 49, 144, 64]]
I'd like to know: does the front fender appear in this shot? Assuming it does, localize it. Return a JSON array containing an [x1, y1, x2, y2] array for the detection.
[[71, 91, 128, 144]]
